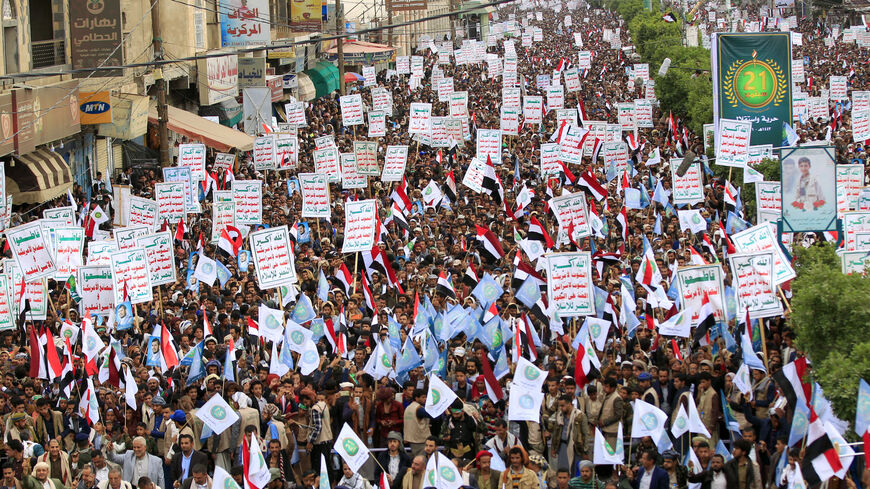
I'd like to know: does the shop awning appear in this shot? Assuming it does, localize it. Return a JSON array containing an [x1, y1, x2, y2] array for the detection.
[[149, 104, 254, 152], [297, 73, 317, 101], [6, 148, 72, 204], [199, 98, 243, 128], [324, 40, 396, 63], [303, 61, 340, 99]]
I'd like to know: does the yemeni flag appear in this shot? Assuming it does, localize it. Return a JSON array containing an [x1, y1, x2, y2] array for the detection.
[[692, 292, 717, 346], [331, 263, 354, 296], [717, 219, 737, 255], [29, 324, 43, 378], [463, 262, 479, 287], [218, 225, 244, 256], [389, 202, 411, 235], [443, 171, 458, 202], [615, 206, 628, 243], [391, 176, 413, 213], [591, 138, 604, 163], [528, 215, 555, 249], [688, 246, 707, 266], [161, 322, 180, 370], [578, 170, 608, 201], [574, 335, 600, 388], [801, 412, 843, 486], [481, 155, 499, 199], [475, 224, 505, 263], [361, 272, 377, 313], [435, 271, 457, 299], [512, 258, 547, 292], [724, 180, 739, 212], [773, 357, 812, 406], [479, 352, 505, 401]]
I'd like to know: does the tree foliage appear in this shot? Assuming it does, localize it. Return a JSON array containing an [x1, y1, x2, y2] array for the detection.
[[791, 244, 870, 430]]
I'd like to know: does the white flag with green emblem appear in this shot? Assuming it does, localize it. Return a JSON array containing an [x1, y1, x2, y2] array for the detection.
[[196, 392, 239, 435], [424, 452, 463, 489], [671, 404, 690, 439], [298, 339, 320, 376], [513, 357, 547, 391], [258, 303, 285, 343], [631, 399, 668, 439], [593, 424, 624, 465], [425, 374, 458, 417], [213, 466, 241, 489], [334, 423, 371, 473]]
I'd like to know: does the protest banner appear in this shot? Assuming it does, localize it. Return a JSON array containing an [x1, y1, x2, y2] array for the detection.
[[0, 275, 12, 330], [354, 141, 379, 175], [755, 181, 782, 223], [837, 164, 864, 217], [87, 241, 117, 265], [43, 206, 75, 225], [232, 180, 263, 225], [178, 143, 207, 181], [253, 135, 276, 171], [744, 145, 775, 183], [6, 221, 56, 281], [617, 102, 635, 132], [715, 118, 752, 167], [540, 143, 561, 175], [500, 106, 520, 136], [551, 192, 591, 244], [578, 51, 592, 69], [361, 65, 375, 87], [555, 109, 578, 129], [448, 91, 468, 119], [728, 252, 783, 318], [732, 223, 797, 284], [842, 212, 870, 251], [249, 225, 297, 288], [343, 199, 377, 253], [285, 102, 307, 126], [855, 91, 870, 113], [211, 201, 236, 243], [315, 135, 336, 150], [341, 153, 367, 189], [299, 173, 331, 218], [213, 153, 235, 171], [313, 146, 341, 183], [840, 250, 870, 274], [162, 166, 197, 214], [584, 122, 606, 156], [545, 252, 595, 316], [135, 231, 177, 286], [214, 190, 233, 203], [547, 84, 564, 109], [476, 129, 502, 165], [110, 247, 153, 305], [604, 124, 622, 142], [560, 126, 588, 166], [437, 78, 454, 102], [780, 146, 837, 232], [430, 117, 450, 147], [634, 99, 653, 128], [5, 260, 46, 320], [671, 162, 705, 204], [53, 228, 84, 281], [830, 75, 848, 100], [564, 68, 581, 92], [503, 87, 521, 108], [852, 110, 870, 143], [397, 56, 410, 74], [634, 63, 650, 82], [275, 135, 298, 170], [409, 103, 432, 133], [38, 219, 65, 260], [78, 265, 114, 317], [340, 94, 364, 126], [382, 145, 409, 182], [674, 264, 726, 325], [155, 182, 186, 225], [372, 88, 393, 114], [127, 196, 158, 231], [523, 96, 543, 124], [115, 226, 149, 252], [368, 111, 386, 137], [712, 32, 793, 146], [462, 157, 487, 194]]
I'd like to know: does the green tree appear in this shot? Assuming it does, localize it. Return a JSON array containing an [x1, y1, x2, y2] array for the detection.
[[791, 244, 870, 431]]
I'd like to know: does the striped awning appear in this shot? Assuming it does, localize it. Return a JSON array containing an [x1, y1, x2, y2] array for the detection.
[[6, 148, 72, 204]]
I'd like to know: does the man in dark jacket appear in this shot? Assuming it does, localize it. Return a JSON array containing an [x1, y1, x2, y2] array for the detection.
[[687, 454, 727, 489], [375, 432, 412, 488], [628, 449, 669, 489], [722, 439, 762, 489], [169, 435, 209, 483]]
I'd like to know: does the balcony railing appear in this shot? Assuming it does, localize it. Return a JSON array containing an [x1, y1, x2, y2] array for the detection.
[[31, 39, 65, 69]]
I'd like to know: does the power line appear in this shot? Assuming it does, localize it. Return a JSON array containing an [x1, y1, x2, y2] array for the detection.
[[0, 0, 517, 79]]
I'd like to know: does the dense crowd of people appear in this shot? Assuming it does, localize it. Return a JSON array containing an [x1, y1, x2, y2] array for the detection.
[[1, 1, 868, 489]]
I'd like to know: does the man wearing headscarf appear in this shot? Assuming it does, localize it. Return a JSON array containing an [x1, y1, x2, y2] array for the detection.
[[262, 404, 288, 450], [23, 462, 65, 489], [567, 461, 602, 489]]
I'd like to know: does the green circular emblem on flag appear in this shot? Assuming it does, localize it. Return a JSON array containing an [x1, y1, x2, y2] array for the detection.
[[727, 58, 784, 109], [265, 315, 280, 329], [303, 350, 318, 363], [518, 394, 534, 410], [94, 211, 103, 219], [590, 322, 601, 338], [381, 354, 392, 368], [343, 438, 360, 456], [524, 366, 540, 380], [439, 467, 456, 482], [294, 304, 306, 317], [691, 214, 701, 225], [676, 417, 686, 429], [484, 284, 496, 297], [87, 337, 98, 351], [859, 392, 870, 415], [641, 412, 659, 431], [202, 263, 213, 274], [63, 330, 73, 339], [436, 357, 445, 371], [224, 478, 239, 489], [492, 329, 503, 347], [792, 411, 807, 433], [431, 389, 441, 404], [427, 470, 436, 486], [211, 405, 227, 420], [605, 440, 616, 455], [291, 331, 305, 345]]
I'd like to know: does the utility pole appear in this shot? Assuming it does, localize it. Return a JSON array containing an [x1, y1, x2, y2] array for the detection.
[[151, 0, 169, 167], [449, 0, 457, 48], [387, 0, 393, 51], [336, 0, 345, 95]]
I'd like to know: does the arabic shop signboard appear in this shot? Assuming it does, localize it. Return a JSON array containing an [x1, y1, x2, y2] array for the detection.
[[70, 0, 123, 77], [197, 53, 238, 106], [220, 0, 271, 47], [238, 57, 267, 88]]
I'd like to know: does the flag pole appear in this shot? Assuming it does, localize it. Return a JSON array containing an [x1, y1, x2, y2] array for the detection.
[[759, 318, 770, 372]]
